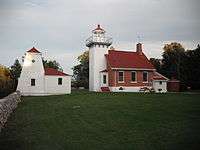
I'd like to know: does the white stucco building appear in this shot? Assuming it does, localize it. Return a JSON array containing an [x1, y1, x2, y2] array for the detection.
[[86, 25, 168, 93], [17, 47, 71, 96]]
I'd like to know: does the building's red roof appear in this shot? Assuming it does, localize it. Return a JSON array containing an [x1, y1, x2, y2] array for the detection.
[[44, 68, 69, 76], [106, 50, 155, 69], [93, 24, 104, 31], [27, 47, 41, 53], [152, 72, 168, 81], [100, 69, 108, 72]]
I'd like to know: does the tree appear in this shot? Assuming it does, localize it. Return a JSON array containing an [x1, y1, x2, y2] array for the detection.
[[0, 65, 15, 98], [184, 45, 200, 89], [161, 42, 185, 81], [72, 51, 89, 88], [43, 60, 63, 71], [149, 58, 162, 73], [10, 59, 22, 90], [10, 59, 22, 80]]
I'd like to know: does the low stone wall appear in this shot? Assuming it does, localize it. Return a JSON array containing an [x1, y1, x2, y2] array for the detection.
[[0, 91, 21, 132]]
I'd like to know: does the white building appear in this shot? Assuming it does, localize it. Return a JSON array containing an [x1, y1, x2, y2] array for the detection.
[[86, 25, 168, 93], [17, 47, 71, 96]]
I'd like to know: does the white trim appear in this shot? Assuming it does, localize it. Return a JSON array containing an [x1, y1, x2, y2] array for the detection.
[[131, 71, 137, 83], [112, 67, 156, 71], [109, 86, 152, 92], [153, 80, 168, 82], [118, 71, 124, 83], [154, 72, 169, 81]]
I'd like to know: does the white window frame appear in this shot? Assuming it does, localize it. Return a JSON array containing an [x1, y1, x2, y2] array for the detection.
[[118, 71, 124, 83], [131, 71, 137, 83], [143, 71, 148, 83]]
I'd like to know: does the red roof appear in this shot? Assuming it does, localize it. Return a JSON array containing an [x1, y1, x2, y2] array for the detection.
[[152, 72, 168, 81], [93, 24, 104, 31], [100, 69, 108, 72], [106, 50, 155, 69], [44, 68, 69, 76], [27, 47, 41, 53]]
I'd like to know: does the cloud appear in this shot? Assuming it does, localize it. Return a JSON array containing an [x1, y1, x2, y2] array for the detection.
[[0, 0, 199, 73]]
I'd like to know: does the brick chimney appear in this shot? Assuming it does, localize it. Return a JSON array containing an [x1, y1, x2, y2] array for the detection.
[[136, 43, 142, 55]]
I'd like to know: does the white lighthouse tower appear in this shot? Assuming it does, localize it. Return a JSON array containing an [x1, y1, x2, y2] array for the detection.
[[17, 47, 45, 95], [86, 25, 112, 91]]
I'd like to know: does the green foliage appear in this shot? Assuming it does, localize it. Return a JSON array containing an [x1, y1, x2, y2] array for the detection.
[[10, 59, 22, 90], [0, 65, 16, 98], [0, 91, 200, 149], [72, 51, 89, 88], [183, 45, 200, 89], [161, 42, 185, 80], [10, 59, 22, 80], [150, 42, 200, 90], [43, 59, 63, 71], [149, 58, 162, 73]]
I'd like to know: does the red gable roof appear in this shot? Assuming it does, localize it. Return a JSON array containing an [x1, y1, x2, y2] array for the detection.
[[93, 24, 104, 31], [45, 68, 69, 76], [152, 72, 168, 81], [100, 69, 108, 72], [106, 50, 155, 69], [27, 47, 41, 53]]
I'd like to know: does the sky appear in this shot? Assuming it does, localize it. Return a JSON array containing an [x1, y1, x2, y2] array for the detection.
[[0, 0, 199, 74]]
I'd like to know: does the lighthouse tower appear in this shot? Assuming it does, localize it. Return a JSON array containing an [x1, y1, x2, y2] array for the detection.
[[86, 25, 112, 91], [17, 47, 45, 95]]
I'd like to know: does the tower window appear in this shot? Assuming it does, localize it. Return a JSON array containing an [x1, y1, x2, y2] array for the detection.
[[118, 71, 124, 82], [143, 72, 148, 82], [58, 78, 62, 85], [31, 79, 35, 86]]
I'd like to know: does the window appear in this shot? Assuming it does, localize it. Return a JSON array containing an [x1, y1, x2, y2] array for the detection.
[[31, 79, 35, 86], [131, 71, 136, 82], [118, 71, 124, 82], [159, 81, 162, 85], [58, 78, 62, 85], [143, 72, 148, 82], [103, 75, 107, 84]]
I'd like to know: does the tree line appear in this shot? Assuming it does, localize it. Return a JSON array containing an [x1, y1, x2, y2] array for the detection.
[[150, 42, 200, 90]]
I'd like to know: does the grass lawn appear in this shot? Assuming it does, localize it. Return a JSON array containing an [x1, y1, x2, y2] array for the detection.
[[0, 91, 200, 150]]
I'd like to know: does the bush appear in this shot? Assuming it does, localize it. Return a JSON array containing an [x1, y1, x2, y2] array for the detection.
[[0, 79, 16, 98]]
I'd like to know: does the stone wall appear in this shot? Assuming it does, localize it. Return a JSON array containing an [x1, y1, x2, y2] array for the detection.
[[0, 91, 21, 132]]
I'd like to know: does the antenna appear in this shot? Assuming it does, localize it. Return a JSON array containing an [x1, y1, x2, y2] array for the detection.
[[137, 34, 144, 43], [33, 40, 37, 47]]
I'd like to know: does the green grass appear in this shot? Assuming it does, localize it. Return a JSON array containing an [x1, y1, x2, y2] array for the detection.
[[0, 91, 200, 150]]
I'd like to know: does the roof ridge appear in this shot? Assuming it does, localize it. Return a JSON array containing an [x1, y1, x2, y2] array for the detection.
[[109, 50, 138, 53]]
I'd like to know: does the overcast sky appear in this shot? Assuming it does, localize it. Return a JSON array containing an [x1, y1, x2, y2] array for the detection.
[[0, 0, 199, 74]]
